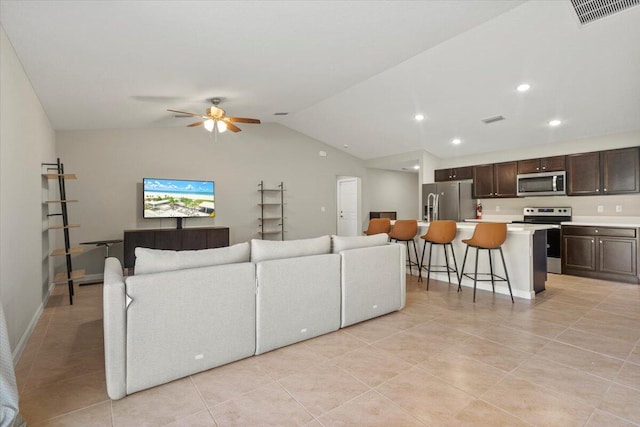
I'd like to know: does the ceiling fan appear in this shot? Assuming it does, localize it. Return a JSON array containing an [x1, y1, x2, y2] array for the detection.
[[167, 98, 260, 133]]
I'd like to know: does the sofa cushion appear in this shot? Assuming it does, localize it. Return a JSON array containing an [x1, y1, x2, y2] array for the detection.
[[251, 235, 330, 262], [331, 233, 389, 253], [134, 242, 250, 275]]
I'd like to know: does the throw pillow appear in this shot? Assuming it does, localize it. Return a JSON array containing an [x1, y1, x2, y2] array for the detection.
[[251, 235, 331, 262], [331, 234, 389, 253], [134, 242, 250, 275]]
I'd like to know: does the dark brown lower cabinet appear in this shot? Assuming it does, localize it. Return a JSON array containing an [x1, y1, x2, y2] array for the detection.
[[562, 226, 639, 284], [124, 227, 230, 269]]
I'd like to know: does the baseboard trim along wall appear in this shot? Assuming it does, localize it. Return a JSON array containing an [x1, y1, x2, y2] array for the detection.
[[12, 282, 55, 364]]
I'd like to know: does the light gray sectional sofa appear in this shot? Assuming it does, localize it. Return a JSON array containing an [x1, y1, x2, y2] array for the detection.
[[103, 233, 405, 400]]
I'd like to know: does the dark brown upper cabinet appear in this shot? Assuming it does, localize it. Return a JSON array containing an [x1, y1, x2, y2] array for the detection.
[[567, 147, 639, 196], [601, 147, 640, 194], [434, 166, 473, 182], [472, 162, 517, 198], [567, 151, 601, 195], [517, 156, 565, 174], [472, 164, 494, 198]]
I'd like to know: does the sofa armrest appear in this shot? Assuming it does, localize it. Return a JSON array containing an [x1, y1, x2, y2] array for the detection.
[[339, 243, 406, 327], [103, 257, 127, 400]]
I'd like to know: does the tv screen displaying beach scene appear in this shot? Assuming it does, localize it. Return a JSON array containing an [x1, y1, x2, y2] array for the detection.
[[143, 178, 215, 218]]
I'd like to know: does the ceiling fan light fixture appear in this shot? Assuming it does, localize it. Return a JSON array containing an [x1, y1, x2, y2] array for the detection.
[[204, 119, 215, 132], [217, 121, 228, 133]]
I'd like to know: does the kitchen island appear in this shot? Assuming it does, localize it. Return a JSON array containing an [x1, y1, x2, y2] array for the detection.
[[412, 222, 554, 300]]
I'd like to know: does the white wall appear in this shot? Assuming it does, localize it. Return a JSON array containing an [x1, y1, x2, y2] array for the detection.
[[56, 125, 370, 274], [364, 168, 419, 222], [0, 26, 56, 355]]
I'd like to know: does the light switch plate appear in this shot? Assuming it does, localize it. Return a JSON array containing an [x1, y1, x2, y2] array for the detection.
[[616, 205, 622, 212], [597, 205, 604, 213]]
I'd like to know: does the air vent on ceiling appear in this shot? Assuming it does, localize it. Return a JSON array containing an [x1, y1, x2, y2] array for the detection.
[[570, 0, 639, 25], [273, 112, 289, 116], [482, 115, 506, 124]]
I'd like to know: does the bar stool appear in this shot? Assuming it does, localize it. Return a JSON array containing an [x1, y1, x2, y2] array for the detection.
[[418, 220, 458, 290], [388, 220, 420, 276], [458, 222, 514, 303], [364, 218, 391, 236]]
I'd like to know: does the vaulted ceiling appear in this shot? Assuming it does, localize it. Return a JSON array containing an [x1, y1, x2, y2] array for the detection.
[[1, 1, 639, 162]]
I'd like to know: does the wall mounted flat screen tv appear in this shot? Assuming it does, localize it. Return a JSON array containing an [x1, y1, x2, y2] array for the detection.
[[143, 178, 215, 218]]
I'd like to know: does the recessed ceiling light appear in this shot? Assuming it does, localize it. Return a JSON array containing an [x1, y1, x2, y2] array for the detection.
[[548, 119, 562, 127], [452, 138, 461, 145], [413, 165, 420, 170], [517, 83, 531, 92], [343, 144, 349, 148], [414, 114, 425, 121]]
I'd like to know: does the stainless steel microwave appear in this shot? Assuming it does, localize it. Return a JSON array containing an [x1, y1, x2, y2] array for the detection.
[[517, 171, 566, 196]]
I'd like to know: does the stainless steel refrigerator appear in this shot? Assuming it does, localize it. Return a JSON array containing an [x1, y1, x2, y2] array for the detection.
[[422, 182, 476, 222]]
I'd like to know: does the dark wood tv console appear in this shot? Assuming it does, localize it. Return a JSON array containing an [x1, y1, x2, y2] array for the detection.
[[123, 227, 230, 269]]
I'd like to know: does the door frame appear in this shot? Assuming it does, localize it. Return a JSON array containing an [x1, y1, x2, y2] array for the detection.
[[336, 176, 362, 236]]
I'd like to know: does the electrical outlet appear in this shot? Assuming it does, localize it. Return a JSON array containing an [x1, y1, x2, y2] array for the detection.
[[597, 205, 604, 213], [495, 206, 501, 212], [616, 205, 622, 212]]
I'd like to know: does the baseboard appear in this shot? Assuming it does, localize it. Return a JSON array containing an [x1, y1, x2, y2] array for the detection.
[[12, 281, 55, 364]]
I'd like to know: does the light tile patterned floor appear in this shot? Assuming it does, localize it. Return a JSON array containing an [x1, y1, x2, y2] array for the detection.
[[15, 273, 640, 426]]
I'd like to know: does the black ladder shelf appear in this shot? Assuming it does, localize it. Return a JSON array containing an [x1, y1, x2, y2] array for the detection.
[[258, 181, 285, 240], [43, 158, 84, 305]]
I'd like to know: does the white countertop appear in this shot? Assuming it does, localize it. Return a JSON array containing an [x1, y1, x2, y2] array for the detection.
[[418, 221, 555, 233], [561, 217, 640, 228]]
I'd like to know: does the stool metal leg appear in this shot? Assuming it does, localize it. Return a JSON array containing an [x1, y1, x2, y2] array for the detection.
[[488, 249, 495, 293], [443, 244, 451, 284], [419, 240, 426, 282], [458, 245, 469, 292], [412, 239, 420, 280], [426, 241, 433, 290], [473, 247, 479, 302], [405, 241, 412, 276], [450, 243, 460, 283], [499, 247, 515, 303]]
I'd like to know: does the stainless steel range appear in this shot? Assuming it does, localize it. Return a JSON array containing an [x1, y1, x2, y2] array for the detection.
[[513, 207, 572, 274]]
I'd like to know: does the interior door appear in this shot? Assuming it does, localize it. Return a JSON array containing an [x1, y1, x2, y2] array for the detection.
[[337, 178, 359, 236]]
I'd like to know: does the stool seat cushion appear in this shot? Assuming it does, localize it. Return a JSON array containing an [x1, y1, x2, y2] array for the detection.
[[388, 219, 418, 241], [462, 222, 507, 249], [420, 220, 457, 244], [364, 218, 391, 235]]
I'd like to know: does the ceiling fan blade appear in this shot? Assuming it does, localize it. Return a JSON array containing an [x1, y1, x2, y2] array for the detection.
[[225, 122, 242, 132], [226, 117, 261, 124], [167, 109, 204, 118], [187, 121, 204, 127]]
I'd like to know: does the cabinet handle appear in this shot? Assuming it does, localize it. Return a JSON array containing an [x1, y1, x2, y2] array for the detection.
[[542, 166, 546, 170], [595, 189, 599, 192], [453, 175, 456, 178], [604, 188, 607, 192], [592, 240, 595, 243], [536, 167, 539, 171], [595, 229, 598, 233]]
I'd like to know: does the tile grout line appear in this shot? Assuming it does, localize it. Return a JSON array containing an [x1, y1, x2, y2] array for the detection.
[[188, 375, 220, 427]]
